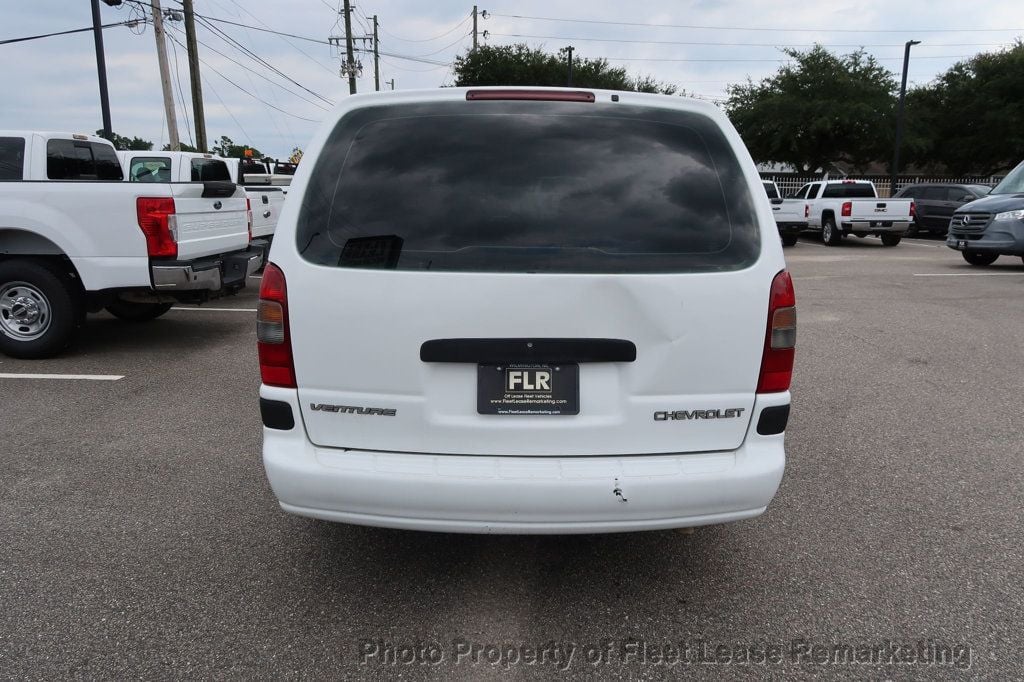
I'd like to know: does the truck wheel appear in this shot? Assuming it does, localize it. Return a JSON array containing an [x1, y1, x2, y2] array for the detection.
[[822, 218, 842, 246], [105, 301, 174, 321], [880, 234, 902, 246], [781, 233, 799, 247], [0, 259, 81, 359], [962, 251, 998, 266]]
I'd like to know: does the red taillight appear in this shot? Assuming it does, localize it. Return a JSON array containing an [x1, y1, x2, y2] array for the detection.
[[136, 197, 177, 258], [804, 204, 810, 219], [841, 201, 852, 217], [257, 263, 296, 388], [909, 200, 916, 218], [246, 197, 253, 242], [466, 89, 596, 102], [757, 270, 796, 393]]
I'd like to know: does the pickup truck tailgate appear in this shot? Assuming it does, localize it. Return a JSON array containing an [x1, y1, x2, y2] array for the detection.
[[169, 183, 249, 260], [245, 186, 284, 239], [850, 199, 913, 222]]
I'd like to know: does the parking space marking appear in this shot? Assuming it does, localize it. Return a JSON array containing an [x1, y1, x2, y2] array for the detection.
[[170, 307, 257, 312], [914, 272, 1024, 277], [0, 373, 124, 381]]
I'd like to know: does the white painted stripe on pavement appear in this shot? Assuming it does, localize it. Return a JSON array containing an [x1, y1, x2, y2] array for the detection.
[[0, 373, 124, 381], [170, 307, 257, 312], [913, 272, 1024, 277]]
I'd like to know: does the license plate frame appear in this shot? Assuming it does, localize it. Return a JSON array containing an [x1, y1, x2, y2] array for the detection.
[[477, 363, 579, 415]]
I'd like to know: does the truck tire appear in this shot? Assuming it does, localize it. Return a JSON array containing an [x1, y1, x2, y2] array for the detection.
[[880, 234, 902, 246], [781, 233, 799, 247], [822, 217, 842, 246], [962, 251, 998, 266], [105, 301, 174, 321], [0, 259, 81, 359]]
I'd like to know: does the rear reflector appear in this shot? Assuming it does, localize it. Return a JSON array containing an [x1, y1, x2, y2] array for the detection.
[[136, 197, 177, 258], [466, 89, 596, 102], [757, 270, 796, 393], [257, 263, 296, 388]]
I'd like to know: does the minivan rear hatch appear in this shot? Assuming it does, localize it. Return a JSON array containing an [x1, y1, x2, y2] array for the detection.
[[287, 95, 774, 457]]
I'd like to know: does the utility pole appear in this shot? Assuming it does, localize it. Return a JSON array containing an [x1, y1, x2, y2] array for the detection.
[[373, 15, 380, 92], [566, 46, 574, 87], [472, 5, 478, 50], [90, 0, 113, 140], [891, 39, 920, 197], [343, 0, 356, 95], [150, 0, 180, 150], [181, 0, 207, 151]]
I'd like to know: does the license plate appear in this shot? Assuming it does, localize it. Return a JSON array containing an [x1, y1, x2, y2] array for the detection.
[[958, 240, 967, 249], [477, 364, 579, 415]]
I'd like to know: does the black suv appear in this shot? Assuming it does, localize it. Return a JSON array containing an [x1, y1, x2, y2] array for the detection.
[[947, 162, 1024, 265], [893, 183, 991, 236]]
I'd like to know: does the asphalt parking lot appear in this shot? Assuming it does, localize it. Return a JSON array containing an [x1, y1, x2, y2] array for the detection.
[[2, 236, 1022, 678]]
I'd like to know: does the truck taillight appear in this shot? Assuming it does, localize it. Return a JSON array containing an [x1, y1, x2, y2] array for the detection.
[[757, 270, 796, 393], [804, 204, 809, 219], [257, 263, 295, 388], [246, 197, 253, 242], [136, 197, 177, 258], [841, 201, 852, 217], [909, 201, 916, 218]]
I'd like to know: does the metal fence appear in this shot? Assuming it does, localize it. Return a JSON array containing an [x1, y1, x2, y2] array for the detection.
[[759, 174, 1005, 198]]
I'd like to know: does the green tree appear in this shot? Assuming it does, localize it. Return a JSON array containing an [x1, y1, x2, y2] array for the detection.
[[725, 46, 896, 172], [453, 44, 677, 94], [211, 135, 262, 159], [97, 130, 153, 151], [904, 41, 1024, 175], [162, 142, 199, 152]]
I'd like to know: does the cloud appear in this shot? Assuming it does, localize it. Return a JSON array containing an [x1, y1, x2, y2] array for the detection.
[[2, 0, 1022, 157]]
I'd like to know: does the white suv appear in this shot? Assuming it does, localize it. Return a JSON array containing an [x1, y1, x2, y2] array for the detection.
[[257, 87, 796, 534]]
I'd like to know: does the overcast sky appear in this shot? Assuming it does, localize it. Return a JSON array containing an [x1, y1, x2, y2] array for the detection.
[[3, 0, 1022, 157]]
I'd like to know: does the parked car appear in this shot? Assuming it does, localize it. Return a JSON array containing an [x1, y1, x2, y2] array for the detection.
[[118, 150, 284, 244], [0, 131, 262, 358], [794, 180, 914, 246], [947, 161, 1024, 266], [257, 88, 796, 534], [892, 183, 991, 236], [763, 180, 807, 246]]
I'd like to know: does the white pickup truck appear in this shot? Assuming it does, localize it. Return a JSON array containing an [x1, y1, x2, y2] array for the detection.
[[793, 179, 915, 246], [763, 180, 807, 246], [118, 150, 283, 243], [0, 131, 262, 358]]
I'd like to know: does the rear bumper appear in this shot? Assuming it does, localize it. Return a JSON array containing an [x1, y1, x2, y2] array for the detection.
[[775, 222, 806, 234], [840, 220, 910, 233], [150, 248, 264, 291], [260, 385, 788, 534]]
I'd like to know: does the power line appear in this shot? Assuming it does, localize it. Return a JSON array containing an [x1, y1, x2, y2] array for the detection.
[[165, 23, 331, 110], [0, 19, 146, 46], [488, 12, 1024, 34], [379, 12, 472, 42], [599, 54, 978, 63], [489, 33, 1011, 49], [165, 30, 322, 122], [223, 0, 337, 76]]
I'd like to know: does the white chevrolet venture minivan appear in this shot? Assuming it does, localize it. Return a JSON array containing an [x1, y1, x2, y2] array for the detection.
[[257, 87, 795, 534]]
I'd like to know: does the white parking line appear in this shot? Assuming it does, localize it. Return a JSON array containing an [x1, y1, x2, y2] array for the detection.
[[914, 273, 1024, 277], [170, 307, 257, 312], [0, 373, 124, 381]]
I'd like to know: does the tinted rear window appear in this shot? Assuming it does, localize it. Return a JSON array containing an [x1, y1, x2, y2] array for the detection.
[[46, 139, 123, 181], [296, 100, 760, 273], [762, 181, 779, 199], [821, 183, 875, 198], [191, 158, 231, 182], [0, 137, 25, 180]]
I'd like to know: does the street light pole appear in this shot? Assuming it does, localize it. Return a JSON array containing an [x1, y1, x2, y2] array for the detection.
[[90, 0, 114, 140], [891, 39, 920, 196]]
